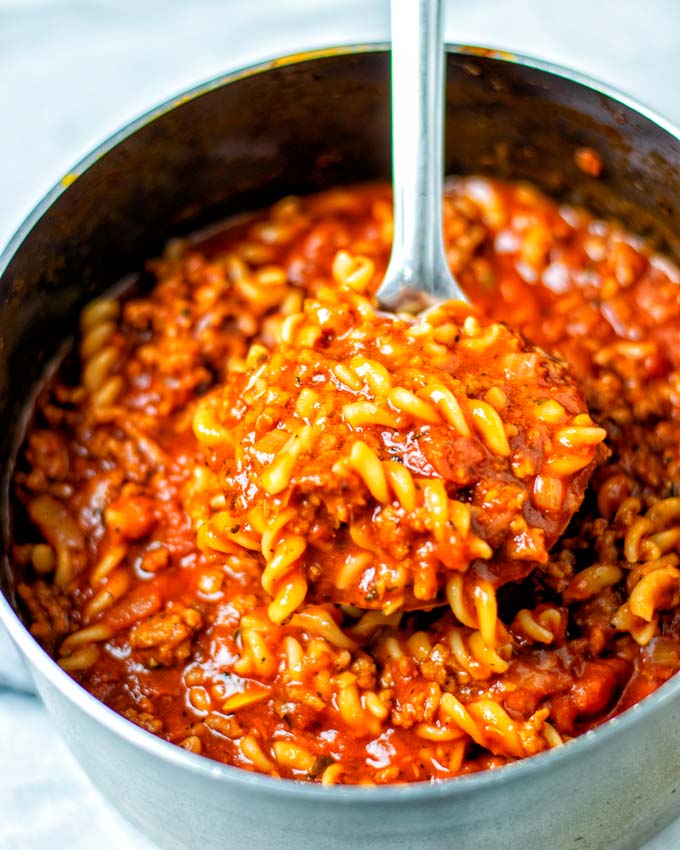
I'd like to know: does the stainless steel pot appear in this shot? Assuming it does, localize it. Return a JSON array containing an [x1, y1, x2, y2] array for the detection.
[[2, 45, 680, 850]]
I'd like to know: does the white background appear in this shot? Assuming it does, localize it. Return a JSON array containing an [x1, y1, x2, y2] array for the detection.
[[1, 1, 680, 847]]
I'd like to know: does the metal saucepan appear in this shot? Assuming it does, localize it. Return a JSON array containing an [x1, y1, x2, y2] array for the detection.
[[2, 45, 680, 850]]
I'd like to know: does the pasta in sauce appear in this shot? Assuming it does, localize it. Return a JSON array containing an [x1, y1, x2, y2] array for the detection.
[[194, 269, 604, 620], [12, 178, 680, 784]]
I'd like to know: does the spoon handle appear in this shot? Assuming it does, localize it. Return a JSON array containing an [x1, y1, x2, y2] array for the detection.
[[379, 0, 467, 308]]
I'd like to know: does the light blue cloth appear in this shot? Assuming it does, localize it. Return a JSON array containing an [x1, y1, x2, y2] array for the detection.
[[2, 1, 680, 847]]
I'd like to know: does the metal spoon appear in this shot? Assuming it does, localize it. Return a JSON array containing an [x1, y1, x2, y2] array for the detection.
[[377, 0, 468, 312]]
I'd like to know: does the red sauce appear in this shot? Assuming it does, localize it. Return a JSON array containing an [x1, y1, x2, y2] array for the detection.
[[13, 179, 680, 784]]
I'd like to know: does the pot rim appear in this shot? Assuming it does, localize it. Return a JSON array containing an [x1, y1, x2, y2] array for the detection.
[[2, 41, 680, 803]]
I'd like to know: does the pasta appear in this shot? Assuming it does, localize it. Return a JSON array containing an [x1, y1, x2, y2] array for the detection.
[[11, 177, 680, 784], [192, 270, 603, 620]]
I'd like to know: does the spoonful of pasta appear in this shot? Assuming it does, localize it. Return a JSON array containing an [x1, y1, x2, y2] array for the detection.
[[192, 0, 607, 626]]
